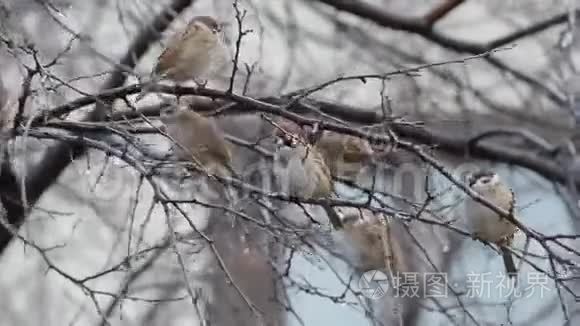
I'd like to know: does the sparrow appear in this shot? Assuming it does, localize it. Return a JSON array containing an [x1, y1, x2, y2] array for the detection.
[[275, 134, 333, 200], [338, 208, 395, 273], [464, 171, 519, 278], [272, 119, 374, 178], [159, 105, 235, 178], [273, 120, 343, 228], [315, 131, 374, 177], [137, 15, 227, 101]]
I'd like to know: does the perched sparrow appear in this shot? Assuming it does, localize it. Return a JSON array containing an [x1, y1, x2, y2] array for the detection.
[[160, 105, 235, 177], [276, 139, 333, 199], [465, 171, 518, 278], [272, 119, 374, 177], [137, 16, 227, 101], [338, 208, 395, 273], [315, 131, 374, 177], [273, 120, 344, 228]]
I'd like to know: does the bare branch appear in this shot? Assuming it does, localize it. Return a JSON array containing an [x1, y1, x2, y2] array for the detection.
[[424, 0, 465, 26], [0, 0, 197, 254], [315, 0, 569, 105], [228, 0, 254, 93]]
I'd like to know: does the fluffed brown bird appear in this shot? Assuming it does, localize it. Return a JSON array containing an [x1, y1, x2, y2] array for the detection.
[[465, 171, 519, 278], [137, 15, 227, 101], [315, 131, 374, 177], [160, 105, 235, 178], [272, 119, 374, 178], [273, 119, 343, 228], [338, 208, 396, 273], [276, 139, 333, 199]]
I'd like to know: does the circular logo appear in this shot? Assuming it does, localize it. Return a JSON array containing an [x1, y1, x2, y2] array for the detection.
[[358, 270, 390, 300]]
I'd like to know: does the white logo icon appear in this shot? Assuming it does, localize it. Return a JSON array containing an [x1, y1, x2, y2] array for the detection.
[[358, 270, 390, 299]]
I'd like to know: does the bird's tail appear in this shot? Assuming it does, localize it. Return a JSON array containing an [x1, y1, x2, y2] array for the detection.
[[224, 163, 240, 181], [207, 164, 240, 213], [220, 175, 241, 228], [501, 246, 517, 278]]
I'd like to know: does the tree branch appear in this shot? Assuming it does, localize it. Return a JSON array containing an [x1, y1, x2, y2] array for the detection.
[[424, 0, 465, 26], [315, 0, 570, 105], [0, 0, 196, 254], [21, 82, 580, 193]]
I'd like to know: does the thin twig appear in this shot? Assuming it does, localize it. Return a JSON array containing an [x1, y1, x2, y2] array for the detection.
[[228, 0, 253, 93], [467, 128, 558, 154]]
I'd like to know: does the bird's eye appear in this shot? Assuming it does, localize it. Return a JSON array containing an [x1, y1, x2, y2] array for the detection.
[[480, 177, 490, 184]]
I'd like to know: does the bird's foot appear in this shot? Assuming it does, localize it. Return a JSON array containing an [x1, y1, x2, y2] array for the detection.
[[472, 233, 493, 247]]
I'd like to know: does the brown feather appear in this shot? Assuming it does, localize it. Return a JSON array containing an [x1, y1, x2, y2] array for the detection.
[[161, 108, 234, 177], [154, 23, 200, 77]]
